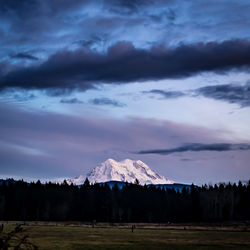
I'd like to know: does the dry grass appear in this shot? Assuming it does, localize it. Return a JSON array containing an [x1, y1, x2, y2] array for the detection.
[[1, 222, 250, 250]]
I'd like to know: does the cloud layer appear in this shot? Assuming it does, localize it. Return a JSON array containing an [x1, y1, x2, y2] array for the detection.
[[1, 40, 250, 91]]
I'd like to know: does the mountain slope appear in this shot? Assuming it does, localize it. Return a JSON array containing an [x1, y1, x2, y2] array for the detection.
[[68, 158, 173, 185]]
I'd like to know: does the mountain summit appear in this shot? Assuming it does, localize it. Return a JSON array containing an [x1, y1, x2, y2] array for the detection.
[[68, 158, 174, 185]]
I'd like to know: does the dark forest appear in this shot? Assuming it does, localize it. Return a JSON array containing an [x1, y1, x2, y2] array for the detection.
[[0, 179, 249, 223]]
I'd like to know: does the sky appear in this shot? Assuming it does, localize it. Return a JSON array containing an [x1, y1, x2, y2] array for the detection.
[[0, 0, 250, 185]]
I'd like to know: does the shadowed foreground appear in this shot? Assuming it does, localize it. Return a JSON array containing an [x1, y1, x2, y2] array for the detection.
[[1, 179, 250, 223], [2, 223, 250, 250]]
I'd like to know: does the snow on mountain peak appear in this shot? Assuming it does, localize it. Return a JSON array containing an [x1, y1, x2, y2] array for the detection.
[[68, 158, 174, 185]]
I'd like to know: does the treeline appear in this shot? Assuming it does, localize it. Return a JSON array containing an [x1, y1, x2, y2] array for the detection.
[[0, 179, 249, 223]]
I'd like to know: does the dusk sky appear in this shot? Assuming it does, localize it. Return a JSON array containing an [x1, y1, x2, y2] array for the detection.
[[0, 0, 250, 185]]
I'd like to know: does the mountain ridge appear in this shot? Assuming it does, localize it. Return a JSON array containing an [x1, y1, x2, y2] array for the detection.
[[68, 158, 174, 185]]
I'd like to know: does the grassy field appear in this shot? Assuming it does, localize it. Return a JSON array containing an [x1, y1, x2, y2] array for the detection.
[[1, 223, 250, 250]]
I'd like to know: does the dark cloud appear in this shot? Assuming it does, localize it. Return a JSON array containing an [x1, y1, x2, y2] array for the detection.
[[137, 143, 250, 155], [60, 98, 83, 104], [107, 0, 147, 15], [0, 0, 39, 18], [107, 0, 170, 15], [196, 82, 250, 107], [45, 88, 74, 97], [10, 52, 39, 61], [0, 61, 18, 76], [0, 0, 88, 18], [1, 40, 250, 92], [143, 89, 185, 99], [150, 9, 176, 23], [89, 97, 126, 107], [166, 8, 176, 21], [73, 40, 96, 48], [0, 0, 92, 55], [1, 0, 250, 69], [145, 82, 250, 106], [73, 35, 107, 49]]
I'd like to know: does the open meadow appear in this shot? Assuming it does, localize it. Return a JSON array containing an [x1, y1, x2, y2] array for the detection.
[[1, 222, 250, 250]]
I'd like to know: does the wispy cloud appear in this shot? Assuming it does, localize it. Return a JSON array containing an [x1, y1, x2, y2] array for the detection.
[[60, 98, 83, 104], [143, 89, 185, 99], [144, 82, 250, 107], [12, 93, 36, 102], [10, 52, 39, 61], [89, 97, 126, 107], [195, 82, 250, 107], [137, 143, 250, 155]]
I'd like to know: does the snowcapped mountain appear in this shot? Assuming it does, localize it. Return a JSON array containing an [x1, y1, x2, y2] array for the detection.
[[68, 158, 174, 185]]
